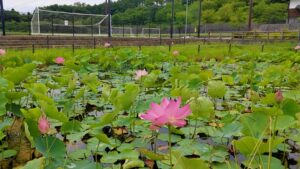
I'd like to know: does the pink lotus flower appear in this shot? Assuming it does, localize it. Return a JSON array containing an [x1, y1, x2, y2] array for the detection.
[[104, 42, 111, 48], [295, 45, 300, 50], [38, 114, 50, 134], [55, 57, 65, 64], [140, 97, 191, 129], [0, 49, 6, 55], [172, 50, 179, 56], [135, 69, 148, 80], [275, 90, 283, 103]]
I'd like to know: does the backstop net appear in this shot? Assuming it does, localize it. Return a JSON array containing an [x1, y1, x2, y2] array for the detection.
[[31, 8, 109, 36]]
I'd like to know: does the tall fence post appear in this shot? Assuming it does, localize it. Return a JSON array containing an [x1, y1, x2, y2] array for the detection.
[[91, 17, 93, 37], [51, 15, 54, 36], [159, 24, 162, 45], [136, 25, 138, 37], [72, 16, 75, 37], [28, 12, 31, 35], [0, 0, 5, 36], [170, 0, 175, 39], [46, 36, 49, 48], [148, 23, 151, 39], [122, 24, 125, 37]]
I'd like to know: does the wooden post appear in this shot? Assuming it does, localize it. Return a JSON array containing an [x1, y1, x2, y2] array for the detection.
[[32, 44, 35, 53], [197, 44, 200, 55], [281, 31, 284, 40], [94, 37, 96, 49], [72, 43, 75, 54], [228, 43, 232, 53]]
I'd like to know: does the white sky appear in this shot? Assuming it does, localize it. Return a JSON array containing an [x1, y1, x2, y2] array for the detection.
[[3, 0, 110, 13], [290, 0, 300, 9]]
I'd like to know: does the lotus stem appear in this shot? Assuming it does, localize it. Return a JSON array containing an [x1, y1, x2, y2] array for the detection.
[[168, 125, 173, 168]]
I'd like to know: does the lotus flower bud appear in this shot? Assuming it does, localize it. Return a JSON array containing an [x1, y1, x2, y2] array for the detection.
[[38, 114, 50, 134]]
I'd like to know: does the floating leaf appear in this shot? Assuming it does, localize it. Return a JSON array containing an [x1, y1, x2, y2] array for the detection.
[[23, 157, 45, 169], [123, 159, 144, 169], [173, 151, 209, 169], [138, 148, 166, 160]]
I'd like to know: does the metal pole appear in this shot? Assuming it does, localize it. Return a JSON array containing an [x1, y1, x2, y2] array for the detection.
[[185, 0, 189, 39], [107, 0, 112, 37], [248, 0, 253, 31], [91, 16, 93, 36], [0, 0, 6, 36], [287, 0, 291, 24], [51, 15, 54, 36], [37, 8, 40, 34], [197, 0, 202, 38], [28, 13, 31, 35], [72, 15, 75, 37], [148, 23, 151, 38], [170, 0, 175, 39], [122, 24, 124, 37]]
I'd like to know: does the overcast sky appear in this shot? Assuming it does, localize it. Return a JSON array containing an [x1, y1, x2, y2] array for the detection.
[[3, 0, 110, 13]]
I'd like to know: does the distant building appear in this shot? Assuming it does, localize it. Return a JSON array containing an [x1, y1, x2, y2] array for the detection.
[[289, 0, 300, 23]]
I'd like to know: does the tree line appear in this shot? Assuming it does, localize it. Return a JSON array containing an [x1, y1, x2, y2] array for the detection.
[[1, 0, 290, 33]]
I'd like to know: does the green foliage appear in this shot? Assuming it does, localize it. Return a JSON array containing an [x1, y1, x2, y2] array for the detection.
[[4, 0, 289, 34], [190, 97, 214, 119], [34, 136, 66, 159], [207, 81, 227, 98]]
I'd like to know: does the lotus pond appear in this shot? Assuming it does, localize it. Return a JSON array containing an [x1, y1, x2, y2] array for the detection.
[[1, 43, 300, 169]]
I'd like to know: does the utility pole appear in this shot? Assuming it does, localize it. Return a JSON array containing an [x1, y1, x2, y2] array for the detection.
[[106, 0, 112, 37], [197, 0, 202, 38], [0, 0, 5, 36], [248, 0, 253, 31], [170, 0, 175, 39]]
